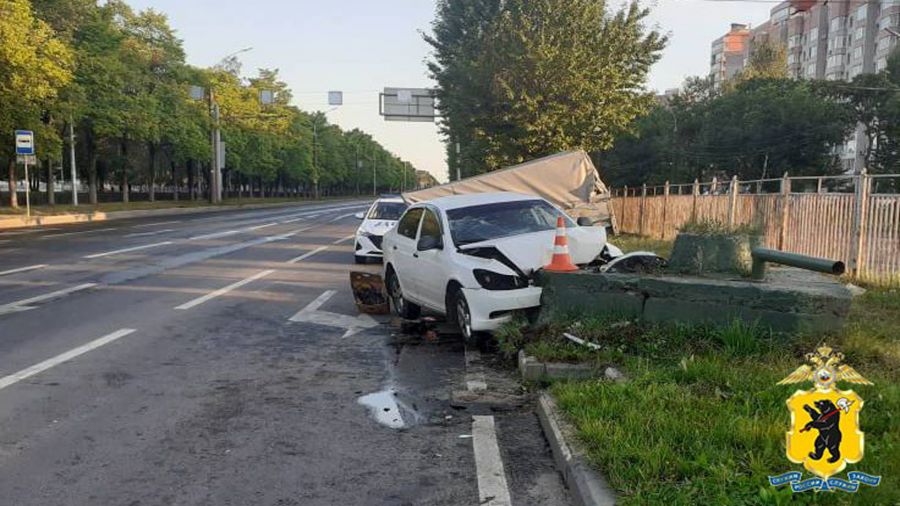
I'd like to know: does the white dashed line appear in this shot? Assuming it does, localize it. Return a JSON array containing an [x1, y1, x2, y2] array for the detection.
[[0, 283, 98, 316], [124, 229, 175, 238], [83, 241, 173, 259], [41, 227, 118, 239], [333, 234, 355, 245], [287, 245, 329, 264], [0, 264, 48, 277], [472, 416, 512, 506], [132, 220, 181, 228], [189, 230, 240, 241], [174, 269, 275, 310], [0, 328, 136, 391], [248, 222, 278, 231]]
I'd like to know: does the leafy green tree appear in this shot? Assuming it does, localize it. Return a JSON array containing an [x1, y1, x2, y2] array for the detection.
[[0, 0, 74, 207], [426, 0, 665, 177]]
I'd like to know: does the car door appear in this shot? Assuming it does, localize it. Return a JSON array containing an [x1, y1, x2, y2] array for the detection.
[[414, 207, 451, 311], [390, 207, 425, 303]]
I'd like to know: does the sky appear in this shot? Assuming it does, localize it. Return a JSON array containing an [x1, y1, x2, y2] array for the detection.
[[126, 0, 771, 183]]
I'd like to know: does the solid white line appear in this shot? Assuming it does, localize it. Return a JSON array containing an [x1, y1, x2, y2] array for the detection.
[[41, 227, 118, 239], [472, 416, 513, 506], [0, 283, 98, 317], [332, 234, 355, 245], [0, 264, 48, 277], [189, 230, 240, 241], [84, 241, 173, 259], [132, 220, 181, 228], [0, 329, 136, 391], [174, 269, 275, 310], [124, 228, 175, 238], [280, 217, 306, 224], [287, 245, 329, 264]]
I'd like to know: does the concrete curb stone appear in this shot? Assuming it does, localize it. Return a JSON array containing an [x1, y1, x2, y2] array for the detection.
[[537, 392, 617, 506]]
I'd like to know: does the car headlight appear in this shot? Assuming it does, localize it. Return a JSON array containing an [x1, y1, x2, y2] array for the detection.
[[473, 269, 528, 291]]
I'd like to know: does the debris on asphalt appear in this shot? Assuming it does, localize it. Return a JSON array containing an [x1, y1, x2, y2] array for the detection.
[[350, 271, 389, 314]]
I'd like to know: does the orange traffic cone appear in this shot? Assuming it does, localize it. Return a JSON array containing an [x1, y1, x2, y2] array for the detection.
[[544, 216, 579, 272]]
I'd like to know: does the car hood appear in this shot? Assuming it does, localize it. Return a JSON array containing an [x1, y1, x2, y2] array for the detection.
[[458, 227, 605, 274], [358, 219, 397, 236]]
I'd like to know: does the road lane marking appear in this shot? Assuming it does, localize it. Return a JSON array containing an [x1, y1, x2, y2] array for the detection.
[[0, 228, 61, 236], [288, 290, 377, 338], [0, 329, 136, 391], [189, 230, 240, 241], [84, 241, 173, 259], [175, 269, 275, 310], [248, 222, 278, 231], [472, 416, 513, 506], [132, 220, 181, 228], [0, 264, 48, 277], [124, 228, 175, 238], [0, 283, 98, 316], [287, 245, 329, 264], [280, 217, 306, 224], [330, 212, 357, 222], [333, 234, 355, 245], [41, 227, 118, 239]]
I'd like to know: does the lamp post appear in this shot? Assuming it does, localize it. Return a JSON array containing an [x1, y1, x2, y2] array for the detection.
[[312, 104, 340, 199], [207, 47, 252, 203]]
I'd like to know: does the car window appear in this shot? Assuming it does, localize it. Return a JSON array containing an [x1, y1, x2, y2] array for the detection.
[[367, 201, 407, 220], [446, 199, 573, 246], [396, 208, 424, 239], [418, 209, 442, 247]]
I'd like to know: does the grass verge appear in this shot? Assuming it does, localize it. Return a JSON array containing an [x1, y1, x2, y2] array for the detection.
[[547, 288, 900, 505], [0, 196, 356, 216]]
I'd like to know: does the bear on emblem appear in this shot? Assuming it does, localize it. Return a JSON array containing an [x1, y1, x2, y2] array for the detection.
[[801, 399, 842, 463]]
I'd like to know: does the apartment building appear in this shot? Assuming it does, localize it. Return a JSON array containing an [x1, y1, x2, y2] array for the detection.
[[710, 0, 900, 171]]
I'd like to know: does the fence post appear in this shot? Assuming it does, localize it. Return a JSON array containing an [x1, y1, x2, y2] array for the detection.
[[662, 181, 670, 240], [691, 179, 699, 223], [639, 184, 647, 236], [777, 172, 791, 250], [728, 175, 739, 227], [850, 169, 870, 276], [710, 176, 719, 195], [622, 186, 628, 233]]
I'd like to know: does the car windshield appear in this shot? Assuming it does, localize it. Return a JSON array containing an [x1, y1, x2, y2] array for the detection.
[[447, 199, 572, 246], [367, 201, 407, 220]]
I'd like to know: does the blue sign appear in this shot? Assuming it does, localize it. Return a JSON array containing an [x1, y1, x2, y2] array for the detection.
[[15, 130, 34, 155]]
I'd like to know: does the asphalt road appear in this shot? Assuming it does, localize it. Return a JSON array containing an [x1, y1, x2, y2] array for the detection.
[[0, 201, 570, 506]]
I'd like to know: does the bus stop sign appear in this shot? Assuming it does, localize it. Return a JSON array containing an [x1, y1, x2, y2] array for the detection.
[[15, 130, 34, 155]]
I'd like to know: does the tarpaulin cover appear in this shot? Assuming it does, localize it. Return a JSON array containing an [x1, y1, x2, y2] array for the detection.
[[402, 150, 612, 223]]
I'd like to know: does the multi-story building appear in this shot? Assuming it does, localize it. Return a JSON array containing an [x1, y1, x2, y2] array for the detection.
[[710, 23, 752, 86], [709, 0, 900, 172]]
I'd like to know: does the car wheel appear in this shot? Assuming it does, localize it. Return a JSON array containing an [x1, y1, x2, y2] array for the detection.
[[386, 268, 420, 320], [451, 289, 483, 344], [354, 255, 367, 264]]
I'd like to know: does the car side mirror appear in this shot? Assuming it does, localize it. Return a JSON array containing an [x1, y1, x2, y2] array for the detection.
[[418, 235, 443, 251], [354, 212, 365, 220], [576, 216, 593, 227]]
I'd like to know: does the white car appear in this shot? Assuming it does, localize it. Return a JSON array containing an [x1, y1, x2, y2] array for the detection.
[[382, 192, 608, 341], [353, 196, 408, 264]]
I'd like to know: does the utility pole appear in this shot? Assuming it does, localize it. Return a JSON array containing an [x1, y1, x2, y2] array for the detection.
[[355, 143, 361, 196], [209, 90, 221, 204], [372, 149, 377, 196], [313, 119, 318, 199], [403, 161, 409, 192], [69, 118, 78, 206]]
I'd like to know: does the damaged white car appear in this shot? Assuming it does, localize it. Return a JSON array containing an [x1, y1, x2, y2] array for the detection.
[[382, 192, 610, 340]]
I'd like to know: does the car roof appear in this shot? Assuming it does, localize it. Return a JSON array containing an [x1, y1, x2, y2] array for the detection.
[[419, 192, 542, 211], [373, 196, 406, 204]]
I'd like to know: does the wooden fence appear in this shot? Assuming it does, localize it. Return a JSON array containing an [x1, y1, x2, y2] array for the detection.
[[610, 172, 900, 284]]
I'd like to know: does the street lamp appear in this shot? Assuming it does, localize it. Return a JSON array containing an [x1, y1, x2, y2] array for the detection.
[[312, 101, 341, 199]]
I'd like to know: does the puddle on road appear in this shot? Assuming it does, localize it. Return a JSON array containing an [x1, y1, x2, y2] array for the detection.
[[357, 387, 423, 430]]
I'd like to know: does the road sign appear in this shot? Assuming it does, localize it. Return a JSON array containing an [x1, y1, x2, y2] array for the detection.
[[328, 91, 343, 106], [16, 154, 36, 165], [15, 130, 34, 155], [379, 88, 436, 122]]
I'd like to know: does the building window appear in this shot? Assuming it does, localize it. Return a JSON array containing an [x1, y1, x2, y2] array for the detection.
[[831, 17, 846, 31], [810, 46, 818, 59], [853, 46, 863, 59], [789, 34, 801, 48], [856, 5, 868, 21], [807, 63, 817, 76], [855, 27, 865, 41], [877, 57, 888, 71], [809, 27, 819, 41]]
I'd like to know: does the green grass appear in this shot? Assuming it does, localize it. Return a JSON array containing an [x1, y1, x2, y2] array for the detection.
[[609, 234, 675, 259], [0, 196, 355, 216], [547, 288, 900, 505]]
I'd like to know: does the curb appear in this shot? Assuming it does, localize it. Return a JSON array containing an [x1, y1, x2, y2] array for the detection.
[[0, 199, 363, 230], [518, 350, 597, 382], [537, 392, 617, 506]]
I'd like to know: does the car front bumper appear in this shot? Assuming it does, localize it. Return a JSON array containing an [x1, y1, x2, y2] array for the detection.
[[461, 286, 543, 331], [355, 234, 384, 258]]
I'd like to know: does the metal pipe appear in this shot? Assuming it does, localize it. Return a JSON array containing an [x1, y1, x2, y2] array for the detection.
[[751, 248, 845, 280]]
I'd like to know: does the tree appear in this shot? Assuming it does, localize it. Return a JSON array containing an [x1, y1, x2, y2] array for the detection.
[[736, 40, 788, 83], [426, 0, 666, 177], [0, 0, 74, 207]]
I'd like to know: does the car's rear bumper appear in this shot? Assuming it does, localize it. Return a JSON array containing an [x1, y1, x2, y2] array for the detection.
[[461, 286, 542, 331]]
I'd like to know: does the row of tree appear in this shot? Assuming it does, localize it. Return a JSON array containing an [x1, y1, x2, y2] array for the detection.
[[603, 42, 900, 187], [1, 0, 416, 207]]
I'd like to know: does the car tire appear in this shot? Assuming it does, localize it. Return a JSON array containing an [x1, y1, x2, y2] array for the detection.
[[450, 289, 484, 344], [354, 255, 367, 264], [386, 268, 420, 320]]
